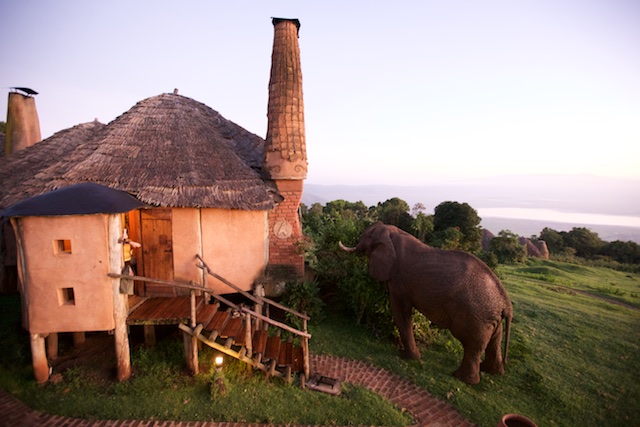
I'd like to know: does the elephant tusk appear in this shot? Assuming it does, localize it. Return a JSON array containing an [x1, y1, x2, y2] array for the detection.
[[338, 241, 357, 252]]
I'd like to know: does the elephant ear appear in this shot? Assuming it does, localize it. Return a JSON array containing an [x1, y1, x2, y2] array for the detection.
[[368, 226, 396, 282]]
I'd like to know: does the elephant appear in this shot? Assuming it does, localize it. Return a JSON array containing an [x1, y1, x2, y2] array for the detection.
[[339, 222, 512, 384]]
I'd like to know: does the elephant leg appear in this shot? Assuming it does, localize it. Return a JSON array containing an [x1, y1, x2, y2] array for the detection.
[[451, 321, 492, 385], [453, 346, 482, 385], [390, 296, 420, 359], [480, 322, 504, 375]]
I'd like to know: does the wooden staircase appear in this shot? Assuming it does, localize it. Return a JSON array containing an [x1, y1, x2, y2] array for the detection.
[[115, 254, 310, 383], [179, 303, 307, 382]]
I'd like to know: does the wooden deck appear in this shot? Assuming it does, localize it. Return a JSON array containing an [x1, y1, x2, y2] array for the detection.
[[127, 296, 204, 325]]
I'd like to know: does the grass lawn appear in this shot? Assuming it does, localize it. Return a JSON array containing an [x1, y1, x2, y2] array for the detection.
[[1, 258, 639, 426]]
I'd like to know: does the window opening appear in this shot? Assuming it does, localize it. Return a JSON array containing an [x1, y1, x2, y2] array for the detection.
[[54, 239, 72, 254], [58, 287, 76, 306]]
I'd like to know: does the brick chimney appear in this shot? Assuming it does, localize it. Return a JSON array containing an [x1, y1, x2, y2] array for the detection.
[[265, 18, 307, 279], [5, 89, 41, 155]]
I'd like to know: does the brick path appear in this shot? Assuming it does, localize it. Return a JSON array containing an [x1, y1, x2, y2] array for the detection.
[[0, 354, 476, 427]]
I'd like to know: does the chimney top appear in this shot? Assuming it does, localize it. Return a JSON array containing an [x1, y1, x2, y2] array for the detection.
[[11, 87, 38, 96], [272, 17, 300, 35]]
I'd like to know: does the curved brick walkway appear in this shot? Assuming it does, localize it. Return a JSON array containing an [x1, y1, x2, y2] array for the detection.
[[0, 355, 476, 427]]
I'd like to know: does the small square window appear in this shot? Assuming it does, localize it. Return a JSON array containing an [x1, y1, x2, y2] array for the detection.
[[54, 239, 72, 254], [58, 287, 76, 306]]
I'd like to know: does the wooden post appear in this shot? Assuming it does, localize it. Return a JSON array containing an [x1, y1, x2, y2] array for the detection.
[[302, 317, 310, 379], [30, 333, 49, 384], [108, 214, 131, 381], [254, 283, 264, 330], [72, 332, 86, 346], [184, 289, 199, 374], [46, 333, 58, 360], [143, 325, 156, 346]]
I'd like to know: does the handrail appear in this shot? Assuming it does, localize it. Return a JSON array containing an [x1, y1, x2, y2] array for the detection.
[[107, 273, 240, 310], [108, 271, 310, 338], [111, 268, 311, 378], [240, 306, 311, 339], [195, 254, 310, 321], [195, 255, 261, 305]]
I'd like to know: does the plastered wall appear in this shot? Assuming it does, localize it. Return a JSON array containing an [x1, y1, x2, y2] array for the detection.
[[172, 208, 268, 294], [16, 215, 115, 334]]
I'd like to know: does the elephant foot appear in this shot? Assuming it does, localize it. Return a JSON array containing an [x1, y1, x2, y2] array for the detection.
[[453, 367, 480, 385], [480, 359, 504, 375]]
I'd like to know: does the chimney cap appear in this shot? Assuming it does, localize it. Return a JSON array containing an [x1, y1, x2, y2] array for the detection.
[[272, 17, 300, 33], [10, 87, 38, 96]]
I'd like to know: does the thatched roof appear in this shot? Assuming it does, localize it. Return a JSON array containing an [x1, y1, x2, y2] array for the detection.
[[1, 93, 277, 211], [0, 120, 107, 209]]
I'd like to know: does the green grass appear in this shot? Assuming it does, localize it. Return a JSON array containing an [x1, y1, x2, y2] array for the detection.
[[1, 258, 639, 426], [311, 259, 640, 426]]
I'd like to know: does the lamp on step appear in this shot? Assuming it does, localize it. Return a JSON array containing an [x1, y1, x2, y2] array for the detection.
[[212, 353, 227, 397], [215, 354, 224, 370]]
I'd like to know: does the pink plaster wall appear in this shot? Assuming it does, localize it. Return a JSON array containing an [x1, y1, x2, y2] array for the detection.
[[17, 215, 116, 334], [198, 209, 267, 294]]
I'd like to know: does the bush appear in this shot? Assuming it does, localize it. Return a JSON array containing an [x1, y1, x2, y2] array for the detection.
[[489, 231, 527, 264], [281, 280, 325, 329]]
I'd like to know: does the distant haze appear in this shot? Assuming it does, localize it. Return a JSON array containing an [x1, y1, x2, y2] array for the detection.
[[302, 175, 640, 243]]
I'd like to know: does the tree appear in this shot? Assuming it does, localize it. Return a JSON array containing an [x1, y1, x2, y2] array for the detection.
[[375, 198, 413, 232], [411, 212, 434, 242], [539, 227, 564, 254], [489, 230, 527, 264], [599, 240, 640, 264], [563, 227, 604, 258], [430, 201, 482, 252], [0, 121, 6, 134]]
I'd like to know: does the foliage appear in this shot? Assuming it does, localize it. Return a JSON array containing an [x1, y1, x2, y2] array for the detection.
[[430, 201, 482, 252], [411, 211, 434, 242], [488, 230, 527, 264], [561, 227, 604, 258], [281, 280, 325, 328], [598, 240, 640, 264], [373, 197, 413, 232], [537, 226, 639, 266], [539, 227, 565, 253]]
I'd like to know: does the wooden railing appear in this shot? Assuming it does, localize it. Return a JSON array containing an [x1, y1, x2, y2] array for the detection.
[[108, 255, 310, 380]]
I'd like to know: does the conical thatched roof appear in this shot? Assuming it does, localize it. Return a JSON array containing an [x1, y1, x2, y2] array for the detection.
[[1, 93, 277, 211]]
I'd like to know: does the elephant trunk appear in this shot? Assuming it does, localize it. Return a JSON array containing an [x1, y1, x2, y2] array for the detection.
[[338, 241, 357, 253]]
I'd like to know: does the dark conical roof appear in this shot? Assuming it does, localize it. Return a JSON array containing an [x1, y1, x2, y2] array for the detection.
[[0, 93, 277, 211]]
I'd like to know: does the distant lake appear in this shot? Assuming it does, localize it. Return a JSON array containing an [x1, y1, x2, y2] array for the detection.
[[478, 207, 640, 228]]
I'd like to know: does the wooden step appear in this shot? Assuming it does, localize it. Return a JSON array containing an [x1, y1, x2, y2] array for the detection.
[[264, 335, 281, 361], [205, 309, 230, 331], [278, 340, 292, 367], [291, 346, 303, 372], [252, 330, 267, 355], [196, 302, 219, 326], [220, 316, 243, 339]]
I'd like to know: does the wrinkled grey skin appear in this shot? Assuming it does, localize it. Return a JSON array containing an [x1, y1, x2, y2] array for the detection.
[[340, 222, 512, 384]]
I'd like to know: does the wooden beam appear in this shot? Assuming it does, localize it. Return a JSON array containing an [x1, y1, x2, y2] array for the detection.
[[108, 214, 131, 381], [29, 333, 49, 384]]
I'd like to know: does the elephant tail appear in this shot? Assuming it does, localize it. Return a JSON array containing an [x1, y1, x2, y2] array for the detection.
[[502, 308, 512, 364]]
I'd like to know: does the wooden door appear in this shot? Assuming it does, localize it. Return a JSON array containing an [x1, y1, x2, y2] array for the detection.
[[140, 209, 174, 295]]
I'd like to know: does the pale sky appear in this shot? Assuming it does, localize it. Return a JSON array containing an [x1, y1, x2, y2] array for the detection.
[[2, 0, 639, 186]]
